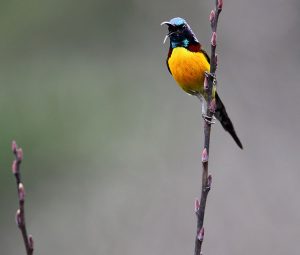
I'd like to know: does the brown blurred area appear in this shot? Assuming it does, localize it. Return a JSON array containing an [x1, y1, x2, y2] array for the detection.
[[0, 0, 299, 254]]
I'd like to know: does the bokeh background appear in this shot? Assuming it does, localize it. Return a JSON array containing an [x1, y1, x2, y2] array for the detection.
[[0, 0, 299, 254]]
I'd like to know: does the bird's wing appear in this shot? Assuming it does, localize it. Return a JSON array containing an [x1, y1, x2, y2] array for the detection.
[[200, 49, 210, 64]]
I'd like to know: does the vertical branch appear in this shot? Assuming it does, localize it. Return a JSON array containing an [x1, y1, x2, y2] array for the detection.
[[194, 0, 223, 254], [12, 141, 34, 255]]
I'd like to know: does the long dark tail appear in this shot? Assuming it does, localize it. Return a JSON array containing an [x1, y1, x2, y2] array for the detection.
[[214, 92, 243, 149]]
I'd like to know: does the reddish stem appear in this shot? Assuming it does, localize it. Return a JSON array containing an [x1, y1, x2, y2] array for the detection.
[[12, 141, 34, 255], [193, 1, 222, 254]]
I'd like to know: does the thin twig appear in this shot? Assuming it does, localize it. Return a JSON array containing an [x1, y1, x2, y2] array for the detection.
[[12, 141, 34, 255], [194, 0, 223, 254]]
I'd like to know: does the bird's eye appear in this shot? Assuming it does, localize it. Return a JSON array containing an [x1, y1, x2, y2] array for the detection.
[[180, 24, 187, 30]]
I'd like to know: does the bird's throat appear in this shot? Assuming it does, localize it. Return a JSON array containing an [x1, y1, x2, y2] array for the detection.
[[171, 38, 189, 48]]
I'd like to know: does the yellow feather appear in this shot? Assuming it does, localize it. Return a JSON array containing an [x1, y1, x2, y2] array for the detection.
[[168, 47, 210, 96]]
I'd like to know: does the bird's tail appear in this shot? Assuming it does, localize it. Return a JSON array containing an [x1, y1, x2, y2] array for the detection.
[[214, 92, 243, 149]]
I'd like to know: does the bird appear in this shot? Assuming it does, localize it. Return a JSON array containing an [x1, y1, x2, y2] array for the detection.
[[161, 17, 243, 149]]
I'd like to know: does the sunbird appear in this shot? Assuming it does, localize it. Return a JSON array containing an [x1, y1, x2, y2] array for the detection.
[[161, 17, 243, 149]]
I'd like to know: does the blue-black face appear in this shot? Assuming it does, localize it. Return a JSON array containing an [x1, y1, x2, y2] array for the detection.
[[161, 17, 199, 48]]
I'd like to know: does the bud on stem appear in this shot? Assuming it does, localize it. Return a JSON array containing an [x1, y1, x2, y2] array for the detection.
[[209, 10, 215, 23], [194, 198, 200, 213], [207, 174, 212, 188], [17, 148, 23, 162], [218, 0, 223, 10], [197, 227, 205, 241], [202, 148, 208, 163], [15, 209, 22, 227], [18, 183, 25, 202], [12, 140, 17, 154], [12, 160, 18, 174], [211, 32, 217, 47], [28, 235, 34, 251]]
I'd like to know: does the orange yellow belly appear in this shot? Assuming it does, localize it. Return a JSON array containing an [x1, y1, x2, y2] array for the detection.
[[168, 47, 210, 95]]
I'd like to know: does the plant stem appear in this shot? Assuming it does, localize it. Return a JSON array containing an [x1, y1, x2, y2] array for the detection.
[[194, 1, 222, 254], [12, 141, 34, 255]]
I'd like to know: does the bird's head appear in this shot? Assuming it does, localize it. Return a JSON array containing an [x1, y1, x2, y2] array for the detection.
[[161, 17, 199, 48]]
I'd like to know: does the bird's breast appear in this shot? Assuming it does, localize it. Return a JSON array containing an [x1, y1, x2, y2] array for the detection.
[[168, 47, 210, 94]]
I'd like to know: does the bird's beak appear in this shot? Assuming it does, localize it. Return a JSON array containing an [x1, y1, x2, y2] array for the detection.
[[160, 21, 172, 26], [162, 34, 169, 44], [161, 21, 174, 44]]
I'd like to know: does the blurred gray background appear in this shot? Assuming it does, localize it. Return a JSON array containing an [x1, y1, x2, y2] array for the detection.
[[0, 0, 299, 254]]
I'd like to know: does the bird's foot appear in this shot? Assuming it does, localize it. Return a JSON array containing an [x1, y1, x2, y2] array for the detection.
[[204, 71, 216, 80], [202, 114, 215, 125], [204, 71, 217, 85]]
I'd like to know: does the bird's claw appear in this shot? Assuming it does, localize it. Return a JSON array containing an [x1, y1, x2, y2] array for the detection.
[[204, 71, 217, 85], [204, 71, 215, 79], [202, 114, 215, 125]]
